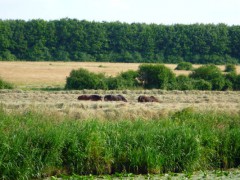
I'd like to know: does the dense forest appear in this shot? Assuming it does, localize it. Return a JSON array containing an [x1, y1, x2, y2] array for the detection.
[[0, 18, 240, 64]]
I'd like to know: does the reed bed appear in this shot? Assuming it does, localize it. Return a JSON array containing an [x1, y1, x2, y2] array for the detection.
[[0, 107, 240, 179]]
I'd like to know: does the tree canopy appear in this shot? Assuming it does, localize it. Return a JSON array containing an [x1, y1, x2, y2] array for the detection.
[[0, 19, 240, 64]]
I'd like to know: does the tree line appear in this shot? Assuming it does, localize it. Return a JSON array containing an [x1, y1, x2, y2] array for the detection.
[[1, 18, 240, 64]]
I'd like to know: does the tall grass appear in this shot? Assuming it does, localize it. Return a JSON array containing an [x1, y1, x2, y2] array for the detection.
[[0, 108, 240, 179], [0, 78, 13, 89]]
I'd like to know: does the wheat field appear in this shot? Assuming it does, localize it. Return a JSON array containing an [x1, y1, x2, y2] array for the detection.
[[1, 61, 239, 89]]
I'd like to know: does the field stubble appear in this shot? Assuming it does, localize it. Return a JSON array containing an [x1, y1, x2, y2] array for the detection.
[[1, 89, 240, 120]]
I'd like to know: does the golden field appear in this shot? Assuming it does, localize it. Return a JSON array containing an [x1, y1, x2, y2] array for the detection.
[[1, 61, 239, 89]]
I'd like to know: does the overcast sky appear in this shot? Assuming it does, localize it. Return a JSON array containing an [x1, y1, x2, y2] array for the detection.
[[0, 0, 239, 25]]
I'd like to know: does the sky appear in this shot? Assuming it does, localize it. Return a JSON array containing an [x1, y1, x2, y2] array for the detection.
[[0, 0, 240, 25]]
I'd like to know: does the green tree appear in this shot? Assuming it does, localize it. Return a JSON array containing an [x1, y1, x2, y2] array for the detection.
[[65, 68, 108, 90], [190, 65, 225, 90], [175, 75, 195, 90], [138, 64, 176, 89], [175, 62, 193, 70]]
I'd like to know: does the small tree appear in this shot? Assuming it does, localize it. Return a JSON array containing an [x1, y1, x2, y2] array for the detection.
[[193, 79, 212, 90], [175, 62, 193, 70], [65, 68, 107, 90], [119, 70, 139, 87], [224, 64, 236, 73], [105, 70, 139, 90], [233, 75, 240, 90], [138, 64, 176, 89], [176, 75, 195, 90], [190, 65, 225, 90]]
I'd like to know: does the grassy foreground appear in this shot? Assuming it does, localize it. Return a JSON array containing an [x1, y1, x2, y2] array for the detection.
[[0, 108, 240, 179]]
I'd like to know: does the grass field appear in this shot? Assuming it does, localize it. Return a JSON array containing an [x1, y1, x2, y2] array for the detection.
[[1, 61, 240, 179], [1, 61, 239, 89]]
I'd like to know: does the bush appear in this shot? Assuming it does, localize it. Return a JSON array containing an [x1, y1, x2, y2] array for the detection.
[[105, 71, 139, 90], [175, 62, 193, 70], [190, 65, 225, 90], [118, 70, 139, 87], [175, 75, 195, 90], [138, 64, 176, 89], [65, 68, 140, 90], [224, 72, 240, 90], [105, 76, 128, 90], [222, 79, 233, 91], [233, 75, 240, 90], [65, 68, 107, 90], [1, 50, 16, 61], [193, 79, 212, 90], [224, 64, 236, 73], [0, 78, 14, 89]]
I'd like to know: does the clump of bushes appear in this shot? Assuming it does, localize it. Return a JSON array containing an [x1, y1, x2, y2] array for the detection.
[[138, 64, 176, 89], [224, 64, 236, 73], [175, 62, 193, 70], [175, 75, 212, 91], [193, 79, 212, 90], [0, 77, 14, 89], [65, 68, 139, 90], [175, 75, 195, 90], [106, 70, 139, 90], [190, 65, 225, 90], [65, 68, 107, 90], [65, 64, 239, 91]]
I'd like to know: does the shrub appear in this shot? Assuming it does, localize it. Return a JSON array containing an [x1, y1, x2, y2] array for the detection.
[[175, 62, 193, 70], [138, 64, 176, 89], [105, 70, 139, 90], [211, 77, 226, 91], [190, 65, 225, 90], [1, 50, 16, 61], [65, 68, 140, 90], [65, 68, 108, 90], [118, 70, 139, 88], [175, 75, 195, 90], [105, 76, 128, 90], [233, 75, 240, 90], [0, 77, 14, 89], [222, 79, 233, 91], [224, 64, 236, 73], [193, 79, 212, 90], [224, 72, 237, 90]]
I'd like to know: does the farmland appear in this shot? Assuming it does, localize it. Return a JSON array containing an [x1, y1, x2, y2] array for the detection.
[[1, 61, 240, 118], [1, 61, 240, 179], [1, 61, 240, 89]]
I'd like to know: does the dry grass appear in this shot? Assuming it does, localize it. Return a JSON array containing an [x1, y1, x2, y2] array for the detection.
[[1, 89, 240, 120], [1, 61, 239, 119], [0, 61, 140, 88], [1, 61, 239, 89]]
